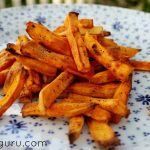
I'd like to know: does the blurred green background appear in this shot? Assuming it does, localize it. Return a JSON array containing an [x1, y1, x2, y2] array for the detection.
[[4, 0, 150, 12]]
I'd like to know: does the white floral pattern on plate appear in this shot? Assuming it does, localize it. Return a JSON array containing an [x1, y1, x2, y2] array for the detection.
[[0, 4, 150, 150]]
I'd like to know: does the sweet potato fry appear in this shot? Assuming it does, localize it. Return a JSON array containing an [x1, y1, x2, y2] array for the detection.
[[112, 78, 132, 118], [47, 102, 94, 117], [68, 115, 84, 144], [98, 38, 140, 59], [26, 21, 71, 56], [15, 54, 57, 76], [3, 61, 21, 95], [0, 50, 8, 58], [39, 71, 74, 111], [16, 35, 29, 46], [7, 43, 21, 55], [85, 105, 111, 123], [87, 119, 120, 147], [23, 102, 93, 118], [0, 69, 9, 85], [98, 37, 118, 47], [79, 26, 103, 35], [68, 82, 119, 98], [130, 60, 150, 71], [108, 46, 140, 60], [22, 102, 44, 117], [0, 65, 26, 116], [22, 102, 94, 117], [65, 68, 93, 80], [84, 33, 133, 81], [0, 51, 15, 72], [65, 12, 90, 72], [67, 94, 119, 112], [90, 70, 117, 84], [79, 19, 93, 28]]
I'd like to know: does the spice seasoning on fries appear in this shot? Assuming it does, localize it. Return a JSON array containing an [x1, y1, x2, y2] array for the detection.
[[0, 11, 150, 148]]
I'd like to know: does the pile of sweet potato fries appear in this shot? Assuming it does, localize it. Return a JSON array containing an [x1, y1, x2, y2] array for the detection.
[[0, 12, 150, 148]]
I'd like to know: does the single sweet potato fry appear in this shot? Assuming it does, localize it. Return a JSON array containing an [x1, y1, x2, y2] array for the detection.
[[90, 70, 117, 84], [3, 61, 21, 95], [0, 65, 26, 116], [87, 119, 120, 147], [113, 79, 132, 118], [26, 21, 71, 56], [79, 19, 93, 28], [84, 33, 133, 81], [16, 35, 29, 46], [22, 102, 94, 117], [67, 94, 119, 113], [0, 69, 9, 85], [22, 102, 45, 117], [130, 60, 150, 71], [39, 71, 74, 111], [15, 54, 57, 76], [68, 82, 119, 98], [85, 105, 111, 123], [0, 51, 15, 72], [68, 115, 84, 144], [48, 102, 95, 117]]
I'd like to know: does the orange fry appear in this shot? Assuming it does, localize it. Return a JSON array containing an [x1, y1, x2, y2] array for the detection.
[[84, 33, 133, 81], [26, 21, 71, 56], [39, 71, 74, 111], [130, 60, 150, 71], [90, 70, 117, 84]]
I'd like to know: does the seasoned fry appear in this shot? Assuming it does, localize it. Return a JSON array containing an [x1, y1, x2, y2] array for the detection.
[[22, 102, 94, 117], [22, 102, 44, 117], [7, 43, 21, 54], [68, 82, 119, 98], [0, 65, 26, 116], [79, 26, 103, 35], [65, 12, 90, 72], [130, 60, 150, 71], [26, 21, 71, 56], [112, 78, 131, 117], [64, 103, 95, 117], [90, 70, 117, 84], [87, 119, 120, 147], [39, 71, 74, 111], [85, 105, 111, 123], [79, 19, 93, 28], [15, 54, 57, 76], [48, 102, 94, 117], [0, 50, 9, 58], [0, 69, 9, 85], [84, 33, 133, 81], [16, 35, 29, 46], [3, 61, 21, 95], [0, 51, 15, 72], [68, 116, 84, 144], [67, 94, 119, 113]]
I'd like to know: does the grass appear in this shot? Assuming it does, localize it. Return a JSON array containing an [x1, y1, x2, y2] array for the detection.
[[4, 0, 150, 12]]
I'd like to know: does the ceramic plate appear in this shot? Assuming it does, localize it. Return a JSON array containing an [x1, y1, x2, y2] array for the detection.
[[0, 4, 150, 150]]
